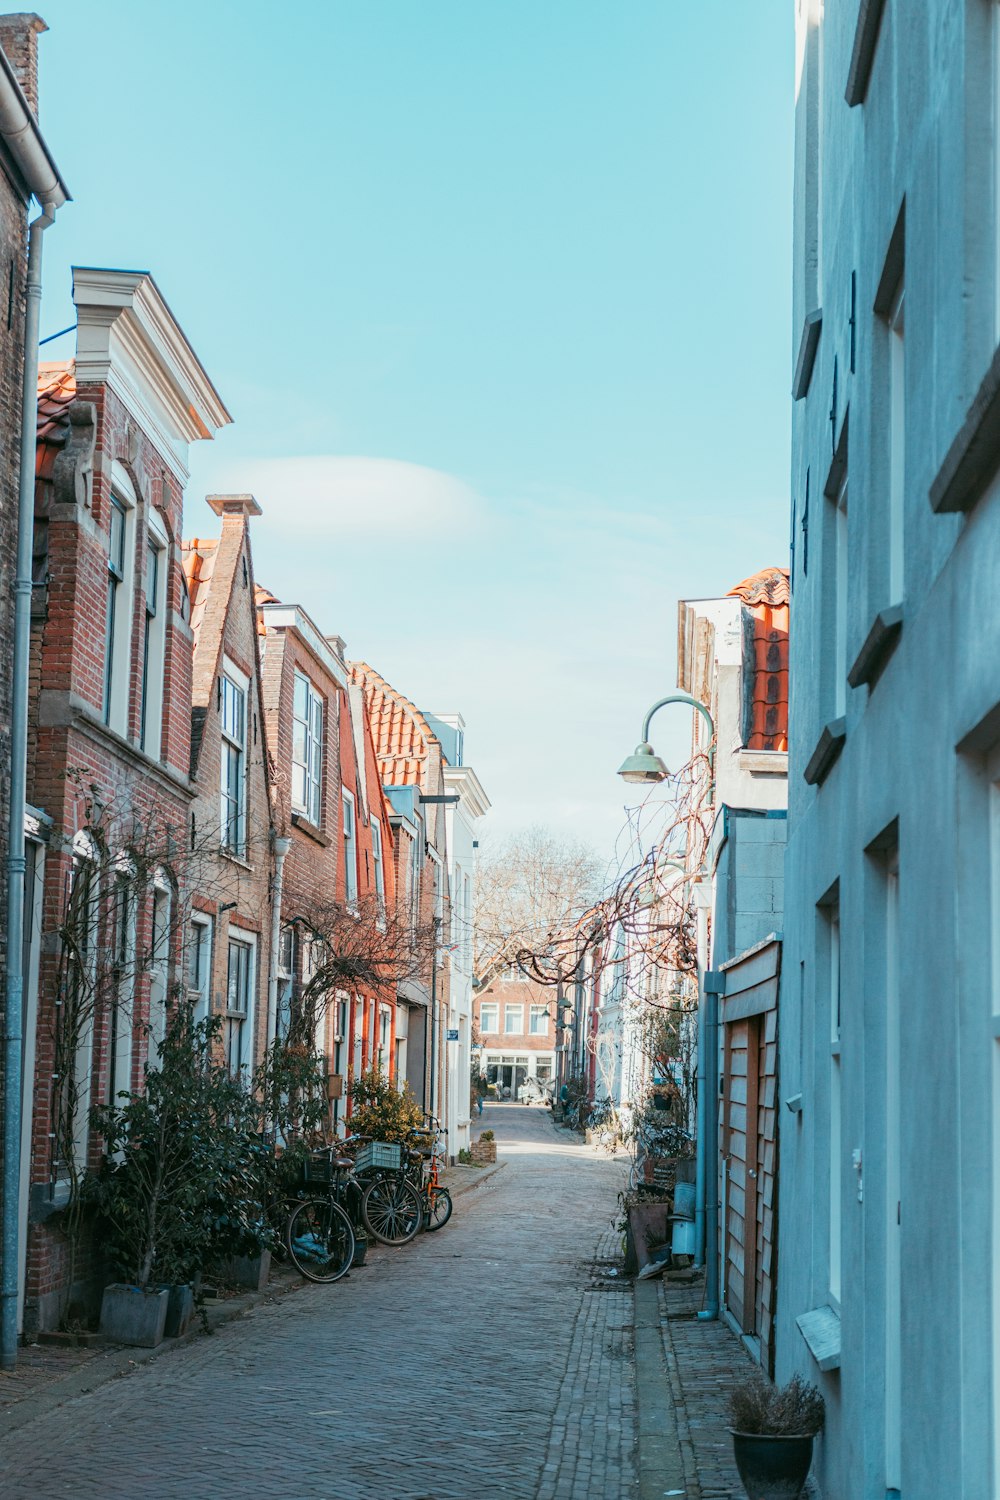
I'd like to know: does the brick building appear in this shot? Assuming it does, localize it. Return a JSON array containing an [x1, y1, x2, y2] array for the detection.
[[258, 599, 399, 1133], [350, 662, 452, 1130], [182, 496, 272, 1086], [475, 970, 557, 1098], [0, 13, 67, 1355], [21, 269, 228, 1332]]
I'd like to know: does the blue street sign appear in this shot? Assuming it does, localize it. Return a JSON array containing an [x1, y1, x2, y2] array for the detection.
[[446, 1028, 459, 1041]]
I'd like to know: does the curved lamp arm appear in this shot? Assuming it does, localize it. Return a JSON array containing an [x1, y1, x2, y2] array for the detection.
[[641, 693, 716, 774]]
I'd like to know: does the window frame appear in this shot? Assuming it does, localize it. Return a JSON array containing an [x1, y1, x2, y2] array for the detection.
[[503, 1003, 524, 1036], [220, 660, 249, 857], [342, 788, 358, 904], [529, 1004, 548, 1036], [103, 477, 137, 734], [147, 871, 172, 1064], [479, 1002, 499, 1034], [187, 913, 213, 1024], [139, 511, 169, 759], [225, 930, 256, 1079], [292, 670, 324, 826]]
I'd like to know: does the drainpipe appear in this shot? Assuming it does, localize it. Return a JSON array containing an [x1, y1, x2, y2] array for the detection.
[[2, 197, 60, 1371], [266, 834, 291, 1048], [428, 916, 441, 1120], [698, 969, 724, 1322]]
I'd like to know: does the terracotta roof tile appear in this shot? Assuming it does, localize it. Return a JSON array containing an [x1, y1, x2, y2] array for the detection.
[[254, 583, 279, 635], [348, 661, 439, 787], [36, 361, 77, 479], [729, 567, 790, 752], [180, 538, 219, 647]]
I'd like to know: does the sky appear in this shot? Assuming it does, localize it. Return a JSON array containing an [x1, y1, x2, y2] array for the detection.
[[34, 1, 793, 866]]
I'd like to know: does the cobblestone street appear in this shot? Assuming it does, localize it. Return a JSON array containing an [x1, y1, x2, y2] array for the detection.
[[2, 1106, 636, 1500]]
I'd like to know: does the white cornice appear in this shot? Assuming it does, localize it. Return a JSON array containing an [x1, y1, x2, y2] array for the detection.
[[72, 268, 231, 479], [443, 764, 491, 818], [260, 604, 350, 689]]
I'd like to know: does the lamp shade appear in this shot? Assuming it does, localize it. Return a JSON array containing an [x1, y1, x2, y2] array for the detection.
[[617, 741, 669, 785]]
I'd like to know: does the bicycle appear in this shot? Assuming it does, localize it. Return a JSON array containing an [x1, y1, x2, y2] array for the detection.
[[285, 1147, 360, 1283], [408, 1118, 453, 1232], [349, 1137, 424, 1245]]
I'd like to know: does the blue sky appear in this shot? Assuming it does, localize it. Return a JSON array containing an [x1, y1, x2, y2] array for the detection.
[[36, 1, 793, 860]]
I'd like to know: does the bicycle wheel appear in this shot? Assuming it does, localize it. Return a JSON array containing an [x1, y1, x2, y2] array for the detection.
[[362, 1174, 423, 1244], [286, 1197, 355, 1283], [424, 1186, 453, 1232]]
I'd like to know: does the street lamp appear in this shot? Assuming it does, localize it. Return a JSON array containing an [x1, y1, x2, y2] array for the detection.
[[617, 693, 716, 786]]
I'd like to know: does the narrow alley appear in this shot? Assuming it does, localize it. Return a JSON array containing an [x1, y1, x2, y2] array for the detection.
[[1, 1109, 636, 1500]]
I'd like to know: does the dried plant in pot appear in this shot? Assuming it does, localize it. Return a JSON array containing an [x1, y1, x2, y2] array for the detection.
[[728, 1372, 824, 1500]]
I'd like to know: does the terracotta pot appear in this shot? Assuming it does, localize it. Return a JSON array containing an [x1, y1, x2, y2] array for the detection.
[[730, 1431, 814, 1500]]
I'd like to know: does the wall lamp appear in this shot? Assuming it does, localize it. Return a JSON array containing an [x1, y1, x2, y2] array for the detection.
[[617, 693, 716, 785]]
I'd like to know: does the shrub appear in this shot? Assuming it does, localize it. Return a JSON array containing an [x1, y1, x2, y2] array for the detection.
[[730, 1373, 825, 1437], [457, 1148, 473, 1165], [348, 1067, 423, 1143], [479, 1129, 494, 1142]]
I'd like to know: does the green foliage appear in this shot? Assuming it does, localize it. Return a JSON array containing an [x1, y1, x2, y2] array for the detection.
[[457, 1148, 473, 1165], [479, 1129, 494, 1142], [348, 1067, 423, 1143], [730, 1374, 825, 1437], [89, 1006, 271, 1288]]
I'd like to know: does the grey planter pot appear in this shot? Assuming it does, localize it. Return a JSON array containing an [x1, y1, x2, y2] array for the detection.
[[99, 1284, 169, 1348], [227, 1249, 271, 1291], [164, 1284, 195, 1338], [730, 1431, 815, 1500]]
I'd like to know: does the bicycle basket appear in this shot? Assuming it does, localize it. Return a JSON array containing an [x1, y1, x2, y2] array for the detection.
[[354, 1140, 402, 1173], [303, 1153, 335, 1185]]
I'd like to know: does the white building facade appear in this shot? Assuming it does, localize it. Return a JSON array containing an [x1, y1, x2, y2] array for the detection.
[[779, 4, 1000, 1494]]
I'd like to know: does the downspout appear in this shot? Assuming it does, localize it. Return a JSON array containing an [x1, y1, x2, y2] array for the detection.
[[428, 916, 440, 1120], [266, 834, 291, 1048], [698, 969, 724, 1322], [2, 199, 58, 1371]]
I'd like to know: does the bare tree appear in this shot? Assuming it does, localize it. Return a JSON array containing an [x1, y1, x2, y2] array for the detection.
[[473, 825, 602, 984]]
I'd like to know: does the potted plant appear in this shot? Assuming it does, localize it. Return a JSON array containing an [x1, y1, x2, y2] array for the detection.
[[729, 1372, 824, 1500]]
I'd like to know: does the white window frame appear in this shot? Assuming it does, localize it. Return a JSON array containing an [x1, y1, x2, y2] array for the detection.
[[68, 831, 99, 1169], [103, 466, 137, 735], [140, 509, 168, 760], [220, 658, 249, 857], [147, 870, 172, 1066], [378, 1005, 392, 1075], [292, 670, 324, 826], [275, 923, 296, 1042], [225, 929, 257, 1080], [188, 913, 213, 1025], [108, 858, 137, 1104], [410, 822, 422, 933], [430, 847, 444, 923], [479, 1002, 499, 1034], [371, 816, 386, 915], [342, 788, 358, 904], [504, 1004, 524, 1036], [529, 1004, 548, 1036]]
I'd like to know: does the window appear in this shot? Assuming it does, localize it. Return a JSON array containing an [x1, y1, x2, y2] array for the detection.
[[536, 1059, 553, 1082], [140, 514, 168, 758], [225, 934, 255, 1078], [103, 490, 135, 732], [187, 915, 213, 1023], [371, 817, 385, 910], [529, 1005, 548, 1036], [823, 899, 842, 1305], [504, 1004, 524, 1035], [292, 672, 323, 825], [887, 287, 905, 604], [463, 873, 472, 966], [480, 1003, 498, 1034], [147, 874, 171, 1064], [220, 667, 247, 855], [64, 835, 99, 1170], [430, 849, 444, 922], [108, 868, 136, 1103], [275, 924, 296, 1042], [342, 789, 358, 903], [832, 474, 848, 718], [378, 1006, 392, 1074], [409, 822, 422, 930]]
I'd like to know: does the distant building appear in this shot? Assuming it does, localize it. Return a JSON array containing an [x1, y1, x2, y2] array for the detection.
[[475, 969, 557, 1098]]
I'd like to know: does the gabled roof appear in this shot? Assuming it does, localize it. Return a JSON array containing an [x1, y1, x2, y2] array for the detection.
[[727, 567, 790, 607], [349, 661, 440, 788]]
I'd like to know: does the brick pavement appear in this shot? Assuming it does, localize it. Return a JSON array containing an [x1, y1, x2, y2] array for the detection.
[[1, 1102, 636, 1500]]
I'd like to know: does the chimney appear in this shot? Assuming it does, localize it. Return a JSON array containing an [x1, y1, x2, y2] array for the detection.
[[0, 13, 47, 118], [206, 493, 263, 520]]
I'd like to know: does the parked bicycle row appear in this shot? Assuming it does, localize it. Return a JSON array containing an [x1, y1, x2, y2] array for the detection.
[[284, 1117, 454, 1284]]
